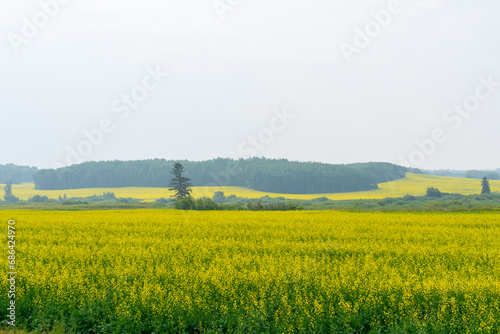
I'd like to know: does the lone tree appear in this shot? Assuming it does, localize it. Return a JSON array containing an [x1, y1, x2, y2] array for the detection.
[[4, 180, 19, 203], [168, 163, 192, 201], [481, 176, 491, 194], [212, 191, 226, 204], [4, 180, 12, 197]]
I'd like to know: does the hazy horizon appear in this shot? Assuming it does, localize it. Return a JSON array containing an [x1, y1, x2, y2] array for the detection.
[[2, 0, 499, 170], [2, 156, 499, 173]]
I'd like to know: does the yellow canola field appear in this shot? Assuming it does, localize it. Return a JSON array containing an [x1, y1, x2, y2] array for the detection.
[[5, 173, 500, 201], [3, 210, 500, 332]]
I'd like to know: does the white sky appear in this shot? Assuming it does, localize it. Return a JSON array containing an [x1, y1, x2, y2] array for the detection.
[[1, 0, 499, 170]]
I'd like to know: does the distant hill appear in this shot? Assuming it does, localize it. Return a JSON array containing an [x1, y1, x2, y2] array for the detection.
[[0, 164, 38, 184], [33, 158, 421, 194], [425, 169, 500, 180], [464, 169, 500, 180]]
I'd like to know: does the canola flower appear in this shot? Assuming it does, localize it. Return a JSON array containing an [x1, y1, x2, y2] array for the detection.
[[1, 210, 499, 333]]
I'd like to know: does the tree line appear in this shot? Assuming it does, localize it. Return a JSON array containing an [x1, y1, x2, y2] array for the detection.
[[465, 170, 500, 180], [0, 164, 38, 184], [33, 158, 419, 194]]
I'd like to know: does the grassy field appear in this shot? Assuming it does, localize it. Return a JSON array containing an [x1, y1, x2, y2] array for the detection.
[[3, 209, 499, 333], [5, 173, 500, 202]]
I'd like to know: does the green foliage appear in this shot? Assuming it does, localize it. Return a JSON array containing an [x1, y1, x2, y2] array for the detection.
[[171, 195, 302, 211], [247, 200, 302, 211], [62, 200, 89, 205], [247, 200, 263, 211], [212, 191, 226, 203], [426, 187, 443, 197], [4, 194, 20, 204], [481, 177, 491, 194], [168, 163, 192, 201], [377, 198, 396, 206], [403, 194, 417, 201], [81, 192, 116, 202], [174, 196, 195, 210], [4, 180, 19, 203], [3, 189, 500, 212], [194, 198, 219, 210], [155, 197, 170, 204], [325, 192, 500, 211], [4, 180, 12, 197], [29, 195, 49, 203]]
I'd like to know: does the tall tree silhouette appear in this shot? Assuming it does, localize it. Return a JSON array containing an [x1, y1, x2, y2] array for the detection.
[[481, 176, 491, 194], [4, 180, 12, 197], [168, 163, 192, 200]]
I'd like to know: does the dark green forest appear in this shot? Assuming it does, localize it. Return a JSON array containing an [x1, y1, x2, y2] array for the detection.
[[0, 164, 38, 184], [33, 158, 420, 194]]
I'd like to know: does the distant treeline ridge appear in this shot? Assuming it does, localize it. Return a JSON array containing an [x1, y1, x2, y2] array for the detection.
[[33, 158, 421, 194], [0, 164, 38, 184]]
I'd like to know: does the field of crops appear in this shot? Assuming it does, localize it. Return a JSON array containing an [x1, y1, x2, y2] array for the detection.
[[6, 173, 500, 201], [2, 210, 499, 333]]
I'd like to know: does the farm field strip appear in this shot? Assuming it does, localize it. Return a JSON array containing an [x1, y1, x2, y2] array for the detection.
[[4, 173, 500, 201]]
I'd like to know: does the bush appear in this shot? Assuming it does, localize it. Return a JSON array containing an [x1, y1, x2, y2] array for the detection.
[[212, 191, 226, 204], [247, 200, 263, 211], [377, 198, 395, 206], [62, 200, 88, 205], [29, 195, 49, 203], [174, 197, 195, 210], [85, 192, 117, 202], [426, 187, 442, 198], [155, 198, 170, 204], [403, 194, 417, 201], [4, 195, 20, 204], [194, 198, 219, 210], [247, 200, 302, 211]]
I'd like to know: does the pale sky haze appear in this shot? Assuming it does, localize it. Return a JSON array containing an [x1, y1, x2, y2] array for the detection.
[[1, 0, 499, 170]]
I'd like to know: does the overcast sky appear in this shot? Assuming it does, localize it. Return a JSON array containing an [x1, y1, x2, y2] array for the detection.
[[1, 0, 499, 170]]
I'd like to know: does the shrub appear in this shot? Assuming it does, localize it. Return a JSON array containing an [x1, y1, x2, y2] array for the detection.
[[29, 195, 49, 203], [4, 195, 20, 204], [62, 200, 88, 205], [426, 187, 442, 198], [212, 192, 226, 204], [403, 194, 417, 201], [155, 198, 170, 204], [174, 197, 195, 210], [194, 198, 219, 210]]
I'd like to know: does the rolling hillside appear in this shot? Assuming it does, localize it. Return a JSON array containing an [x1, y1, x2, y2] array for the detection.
[[33, 159, 416, 194], [5, 173, 499, 202]]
